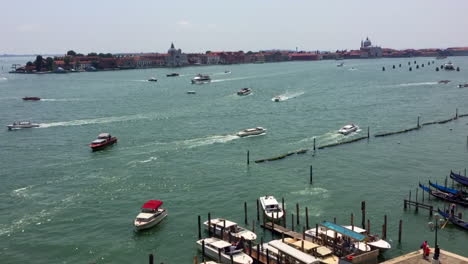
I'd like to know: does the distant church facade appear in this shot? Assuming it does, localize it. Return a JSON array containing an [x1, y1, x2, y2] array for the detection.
[[360, 37, 382, 58], [165, 43, 188, 67]]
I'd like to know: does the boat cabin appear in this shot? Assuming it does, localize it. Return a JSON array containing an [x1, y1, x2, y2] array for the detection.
[[98, 133, 112, 139], [136, 200, 164, 223], [268, 240, 320, 264], [262, 196, 281, 213], [208, 218, 241, 232], [207, 239, 243, 255]]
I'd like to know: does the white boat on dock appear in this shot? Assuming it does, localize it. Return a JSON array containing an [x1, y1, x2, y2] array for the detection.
[[343, 226, 391, 251], [237, 127, 266, 137], [134, 200, 167, 231], [196, 237, 253, 264], [259, 196, 284, 220], [204, 218, 257, 241]]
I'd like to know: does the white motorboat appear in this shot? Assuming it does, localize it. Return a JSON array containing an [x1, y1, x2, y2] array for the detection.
[[259, 196, 284, 220], [7, 121, 40, 130], [204, 218, 257, 241], [305, 227, 371, 252], [273, 96, 281, 102], [444, 61, 455, 70], [225, 70, 231, 74], [148, 77, 158, 82], [337, 62, 344, 67], [196, 237, 253, 264], [187, 91, 197, 94], [237, 88, 252, 96], [192, 74, 211, 84], [338, 124, 358, 135], [343, 226, 391, 251], [134, 200, 167, 231], [237, 127, 266, 137]]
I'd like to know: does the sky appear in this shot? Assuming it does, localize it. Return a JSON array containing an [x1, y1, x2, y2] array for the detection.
[[1, 0, 468, 54]]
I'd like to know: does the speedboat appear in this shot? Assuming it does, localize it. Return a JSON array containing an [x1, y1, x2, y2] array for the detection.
[[237, 88, 251, 96], [192, 74, 211, 84], [204, 218, 257, 241], [22, 97, 41, 101], [196, 237, 253, 264], [338, 124, 358, 135], [187, 91, 197, 94], [438, 80, 451, 84], [305, 226, 371, 252], [444, 61, 455, 70], [166, 73, 179, 77], [7, 121, 40, 130], [148, 77, 158, 82], [337, 62, 344, 67], [237, 127, 266, 137], [89, 133, 117, 151], [343, 226, 391, 252], [458, 84, 468, 88], [259, 196, 284, 220], [225, 70, 231, 74], [272, 96, 282, 102], [134, 200, 167, 231]]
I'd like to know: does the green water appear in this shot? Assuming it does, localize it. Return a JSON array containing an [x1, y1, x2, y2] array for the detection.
[[1, 57, 467, 263]]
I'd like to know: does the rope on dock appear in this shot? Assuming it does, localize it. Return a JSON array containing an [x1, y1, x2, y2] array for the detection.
[[318, 136, 368, 149]]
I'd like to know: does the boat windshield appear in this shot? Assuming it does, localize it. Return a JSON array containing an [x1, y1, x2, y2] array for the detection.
[[266, 205, 280, 212]]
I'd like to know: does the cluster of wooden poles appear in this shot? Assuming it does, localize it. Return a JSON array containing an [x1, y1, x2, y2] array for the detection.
[[251, 108, 467, 164], [381, 60, 461, 72]]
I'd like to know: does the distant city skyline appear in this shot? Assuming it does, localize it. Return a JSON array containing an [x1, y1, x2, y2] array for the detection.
[[1, 0, 468, 54]]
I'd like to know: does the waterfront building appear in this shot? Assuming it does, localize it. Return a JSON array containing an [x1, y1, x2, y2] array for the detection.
[[204, 52, 221, 64], [360, 37, 382, 58], [289, 53, 321, 61], [165, 43, 188, 67], [446, 47, 468, 56]]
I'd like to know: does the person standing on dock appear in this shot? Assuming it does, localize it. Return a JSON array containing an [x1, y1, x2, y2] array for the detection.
[[421, 241, 428, 259]]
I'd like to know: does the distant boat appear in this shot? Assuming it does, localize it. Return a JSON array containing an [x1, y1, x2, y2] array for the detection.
[[273, 96, 281, 102], [338, 124, 358, 135], [259, 195, 284, 220], [224, 70, 231, 74], [237, 88, 251, 96], [7, 121, 40, 130], [458, 83, 468, 88], [148, 77, 158, 82], [89, 133, 117, 151], [192, 74, 211, 84], [187, 91, 196, 94], [134, 200, 167, 231], [444, 62, 455, 71], [337, 62, 344, 67], [237, 127, 266, 137], [438, 80, 451, 84], [166, 73, 179, 77], [22, 97, 41, 101]]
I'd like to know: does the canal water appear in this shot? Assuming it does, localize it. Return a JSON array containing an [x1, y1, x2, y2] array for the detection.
[[0, 56, 467, 263]]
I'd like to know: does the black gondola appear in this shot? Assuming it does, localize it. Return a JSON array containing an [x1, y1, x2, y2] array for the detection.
[[450, 171, 468, 187], [438, 208, 468, 231], [419, 183, 468, 206], [428, 180, 468, 197]]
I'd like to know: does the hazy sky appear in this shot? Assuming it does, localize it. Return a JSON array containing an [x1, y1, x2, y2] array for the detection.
[[2, 0, 468, 54]]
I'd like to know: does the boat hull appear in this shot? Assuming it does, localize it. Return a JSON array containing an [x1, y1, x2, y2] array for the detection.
[[90, 137, 117, 151], [134, 210, 168, 231], [197, 239, 253, 264]]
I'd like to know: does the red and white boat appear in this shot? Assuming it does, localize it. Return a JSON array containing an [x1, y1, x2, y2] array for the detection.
[[22, 97, 41, 101], [89, 133, 117, 151], [134, 200, 168, 231]]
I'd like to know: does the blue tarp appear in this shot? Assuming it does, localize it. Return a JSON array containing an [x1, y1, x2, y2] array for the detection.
[[320, 221, 366, 241]]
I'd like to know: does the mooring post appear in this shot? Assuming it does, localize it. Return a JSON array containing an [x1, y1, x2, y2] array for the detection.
[[296, 203, 300, 225], [256, 199, 260, 221], [416, 188, 418, 203], [430, 206, 433, 216], [198, 215, 202, 239], [282, 231, 285, 242], [149, 253, 154, 264], [266, 249, 270, 264], [409, 190, 411, 208], [334, 217, 336, 224], [305, 207, 309, 229], [201, 239, 205, 262], [313, 137, 316, 151], [315, 223, 319, 243], [256, 244, 260, 264], [383, 215, 387, 240], [361, 201, 366, 229], [208, 213, 211, 236], [291, 213, 295, 231], [218, 248, 222, 263], [271, 218, 275, 238], [310, 165, 313, 185], [404, 199, 407, 209], [456, 108, 458, 119], [244, 201, 248, 225], [367, 127, 370, 139], [247, 150, 250, 165], [351, 213, 354, 231], [367, 219, 371, 234], [417, 116, 420, 128], [398, 220, 403, 243], [282, 197, 286, 227], [248, 240, 252, 257], [302, 227, 305, 252], [252, 220, 255, 234], [193, 256, 198, 264]]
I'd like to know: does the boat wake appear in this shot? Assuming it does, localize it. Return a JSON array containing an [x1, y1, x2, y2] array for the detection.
[[396, 82, 438, 87], [211, 76, 249, 83], [0, 77, 7, 81], [11, 185, 35, 198], [299, 129, 360, 147], [178, 134, 239, 149], [127, 156, 158, 167], [39, 113, 157, 128], [41, 98, 81, 102], [272, 91, 305, 102]]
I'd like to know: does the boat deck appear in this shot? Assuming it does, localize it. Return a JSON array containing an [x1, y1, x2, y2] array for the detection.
[[381, 249, 468, 264]]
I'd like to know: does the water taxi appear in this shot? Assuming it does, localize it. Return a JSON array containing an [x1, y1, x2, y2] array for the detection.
[[148, 77, 158, 82], [343, 226, 391, 251], [237, 88, 251, 96], [89, 133, 117, 151], [7, 121, 40, 130], [134, 200, 167, 231], [166, 73, 179, 77], [196, 237, 253, 264], [444, 61, 455, 70], [237, 127, 266, 137], [259, 195, 284, 220], [273, 96, 281, 102], [22, 97, 41, 101], [192, 74, 211, 84], [305, 222, 371, 252], [204, 218, 257, 241], [338, 124, 358, 135]]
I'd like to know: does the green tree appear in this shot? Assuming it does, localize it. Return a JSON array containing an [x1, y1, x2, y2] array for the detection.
[[87, 52, 98, 57], [26, 61, 33, 66], [76, 53, 84, 57], [64, 56, 71, 68], [34, 55, 44, 71], [205, 51, 211, 54], [67, 50, 77, 56], [45, 57, 54, 71]]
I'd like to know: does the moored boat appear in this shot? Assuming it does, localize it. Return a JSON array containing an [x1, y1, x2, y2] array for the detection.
[[343, 226, 391, 251], [148, 77, 158, 82], [450, 171, 468, 187], [429, 180, 468, 196], [305, 223, 371, 252], [134, 200, 168, 231], [192, 74, 211, 84], [196, 237, 253, 264], [338, 124, 358, 135], [444, 61, 455, 70], [237, 88, 251, 96], [337, 62, 344, 67], [166, 73, 179, 77], [22, 96, 41, 101], [204, 218, 257, 241], [7, 121, 40, 130], [89, 133, 117, 151], [237, 127, 266, 137], [419, 183, 468, 206], [259, 195, 284, 220], [438, 208, 468, 231]]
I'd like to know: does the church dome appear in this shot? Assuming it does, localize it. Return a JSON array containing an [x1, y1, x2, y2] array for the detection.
[[363, 37, 372, 47], [168, 42, 177, 54]]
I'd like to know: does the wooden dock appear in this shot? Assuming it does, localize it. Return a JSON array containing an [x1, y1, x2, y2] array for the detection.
[[260, 221, 305, 240]]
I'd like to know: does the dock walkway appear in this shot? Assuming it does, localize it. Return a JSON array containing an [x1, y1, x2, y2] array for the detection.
[[381, 249, 468, 264]]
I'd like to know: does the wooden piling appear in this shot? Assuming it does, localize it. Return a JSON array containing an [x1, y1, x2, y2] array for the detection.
[[208, 213, 211, 236], [302, 227, 305, 252], [417, 116, 420, 128], [456, 108, 458, 119], [202, 239, 205, 262], [404, 199, 407, 209], [313, 138, 316, 151], [291, 213, 295, 231], [248, 240, 252, 257], [315, 224, 319, 243], [149, 253, 154, 264], [198, 215, 202, 239], [247, 150, 250, 165], [256, 199, 260, 221], [218, 248, 222, 263], [256, 244, 260, 264], [193, 256, 198, 264], [282, 198, 286, 227], [266, 249, 270, 264], [367, 127, 370, 139], [305, 207, 309, 229], [296, 203, 300, 225], [244, 201, 248, 225], [367, 219, 370, 234], [409, 190, 411, 208], [310, 165, 313, 185], [383, 215, 387, 240], [416, 188, 418, 203], [252, 220, 255, 234], [351, 213, 354, 230], [334, 217, 336, 224], [398, 220, 402, 243], [361, 201, 366, 229]]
